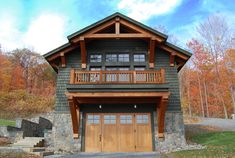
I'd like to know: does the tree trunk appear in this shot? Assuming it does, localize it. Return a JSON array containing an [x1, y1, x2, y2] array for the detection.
[[187, 80, 192, 117], [203, 78, 209, 117], [197, 72, 205, 117], [231, 85, 235, 114]]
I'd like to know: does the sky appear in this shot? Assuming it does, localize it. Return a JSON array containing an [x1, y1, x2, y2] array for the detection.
[[0, 0, 234, 54]]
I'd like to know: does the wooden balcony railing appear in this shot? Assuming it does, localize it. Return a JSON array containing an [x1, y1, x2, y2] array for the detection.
[[70, 69, 165, 84]]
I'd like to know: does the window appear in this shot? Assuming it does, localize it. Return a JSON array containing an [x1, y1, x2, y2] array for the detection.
[[118, 54, 129, 62], [87, 115, 100, 124], [104, 115, 116, 124], [136, 114, 148, 124], [90, 54, 102, 62], [120, 115, 132, 124], [106, 54, 117, 62], [134, 54, 145, 62]]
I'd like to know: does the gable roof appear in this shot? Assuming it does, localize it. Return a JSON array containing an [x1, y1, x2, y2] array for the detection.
[[43, 12, 191, 61], [67, 12, 168, 41]]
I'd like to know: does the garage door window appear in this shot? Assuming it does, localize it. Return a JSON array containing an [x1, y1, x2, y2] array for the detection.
[[136, 114, 148, 124], [87, 115, 100, 124], [104, 115, 116, 124], [120, 115, 132, 124]]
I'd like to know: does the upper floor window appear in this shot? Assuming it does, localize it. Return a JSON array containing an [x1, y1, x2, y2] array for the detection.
[[90, 54, 102, 62], [118, 54, 129, 62], [134, 67, 145, 70], [106, 54, 117, 62], [134, 54, 145, 62]]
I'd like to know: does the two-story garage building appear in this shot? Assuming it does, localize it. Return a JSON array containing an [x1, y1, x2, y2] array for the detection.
[[43, 12, 191, 152]]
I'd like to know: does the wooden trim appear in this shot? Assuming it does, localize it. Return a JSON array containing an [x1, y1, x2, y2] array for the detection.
[[72, 20, 116, 43], [149, 39, 155, 68], [157, 96, 168, 138], [84, 33, 153, 39], [68, 97, 79, 139], [70, 68, 75, 84], [170, 53, 175, 67], [115, 21, 120, 34], [80, 39, 87, 69], [66, 92, 170, 98], [60, 52, 66, 67], [119, 19, 164, 42], [76, 97, 160, 104], [47, 44, 79, 61], [159, 45, 188, 60]]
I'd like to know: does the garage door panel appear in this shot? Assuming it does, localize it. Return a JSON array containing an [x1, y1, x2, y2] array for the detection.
[[135, 114, 152, 152], [85, 114, 101, 152], [102, 115, 118, 152], [119, 114, 135, 152]]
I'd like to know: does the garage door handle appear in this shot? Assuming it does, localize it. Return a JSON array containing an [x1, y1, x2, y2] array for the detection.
[[99, 135, 102, 142]]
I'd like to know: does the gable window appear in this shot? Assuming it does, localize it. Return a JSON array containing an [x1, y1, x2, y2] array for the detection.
[[90, 54, 102, 62], [106, 54, 117, 62], [134, 54, 145, 62], [118, 54, 129, 62]]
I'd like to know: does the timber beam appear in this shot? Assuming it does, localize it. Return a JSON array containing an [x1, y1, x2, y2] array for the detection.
[[157, 96, 169, 138], [68, 97, 79, 139], [60, 52, 66, 67], [170, 53, 176, 67], [149, 39, 156, 68], [80, 37, 87, 69]]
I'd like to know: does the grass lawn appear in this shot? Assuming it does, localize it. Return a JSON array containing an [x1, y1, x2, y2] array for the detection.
[[0, 152, 40, 158], [167, 131, 235, 158], [0, 119, 16, 126]]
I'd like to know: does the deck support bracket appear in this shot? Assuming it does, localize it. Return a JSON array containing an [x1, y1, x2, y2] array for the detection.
[[68, 97, 79, 139], [157, 96, 169, 139]]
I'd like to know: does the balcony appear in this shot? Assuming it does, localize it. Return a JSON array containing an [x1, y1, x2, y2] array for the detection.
[[69, 69, 165, 84]]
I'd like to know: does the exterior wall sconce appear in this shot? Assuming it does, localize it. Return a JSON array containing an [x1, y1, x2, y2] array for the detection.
[[99, 105, 102, 109], [134, 105, 137, 109]]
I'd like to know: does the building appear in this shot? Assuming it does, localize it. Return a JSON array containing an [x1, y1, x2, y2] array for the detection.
[[43, 12, 191, 152]]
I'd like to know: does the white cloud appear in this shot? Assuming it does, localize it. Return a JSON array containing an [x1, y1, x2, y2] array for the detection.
[[118, 0, 182, 21], [0, 13, 67, 54], [23, 14, 67, 54]]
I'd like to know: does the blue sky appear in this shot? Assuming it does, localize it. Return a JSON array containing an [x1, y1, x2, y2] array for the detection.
[[0, 0, 234, 54]]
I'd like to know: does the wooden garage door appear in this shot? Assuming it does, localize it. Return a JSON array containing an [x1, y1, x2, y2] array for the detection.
[[85, 113, 152, 152]]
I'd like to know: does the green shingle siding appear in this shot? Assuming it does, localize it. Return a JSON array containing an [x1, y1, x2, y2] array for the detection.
[[55, 39, 181, 112]]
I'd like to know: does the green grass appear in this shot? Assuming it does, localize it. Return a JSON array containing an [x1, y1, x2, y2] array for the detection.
[[0, 119, 16, 126], [168, 131, 235, 158]]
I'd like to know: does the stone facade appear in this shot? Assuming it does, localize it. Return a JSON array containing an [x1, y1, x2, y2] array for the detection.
[[154, 111, 186, 153]]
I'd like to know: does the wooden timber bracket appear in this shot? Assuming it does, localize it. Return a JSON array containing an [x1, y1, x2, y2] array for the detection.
[[157, 96, 169, 139], [68, 97, 80, 139]]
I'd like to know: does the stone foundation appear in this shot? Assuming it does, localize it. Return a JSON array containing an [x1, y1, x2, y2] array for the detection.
[[154, 111, 187, 153]]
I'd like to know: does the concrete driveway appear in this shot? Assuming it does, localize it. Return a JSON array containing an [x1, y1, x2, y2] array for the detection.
[[60, 152, 162, 158]]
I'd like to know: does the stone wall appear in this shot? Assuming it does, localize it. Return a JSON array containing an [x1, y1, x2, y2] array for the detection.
[[50, 113, 81, 153], [154, 111, 186, 153]]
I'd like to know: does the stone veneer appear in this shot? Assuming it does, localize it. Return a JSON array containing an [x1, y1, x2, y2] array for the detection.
[[41, 111, 186, 153], [154, 111, 186, 153]]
